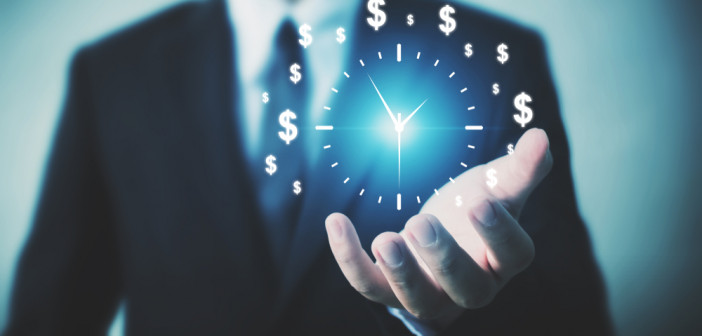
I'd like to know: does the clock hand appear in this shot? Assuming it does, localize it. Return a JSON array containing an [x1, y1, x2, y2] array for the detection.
[[400, 98, 428, 128], [398, 126, 401, 187], [367, 74, 398, 126], [395, 99, 427, 188]]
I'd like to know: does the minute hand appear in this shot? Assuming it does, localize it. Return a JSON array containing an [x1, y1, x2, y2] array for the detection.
[[367, 75, 398, 126]]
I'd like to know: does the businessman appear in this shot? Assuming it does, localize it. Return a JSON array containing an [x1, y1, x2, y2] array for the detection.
[[4, 0, 611, 335]]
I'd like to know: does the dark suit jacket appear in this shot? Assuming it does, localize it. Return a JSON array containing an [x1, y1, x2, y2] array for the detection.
[[4, 0, 611, 335]]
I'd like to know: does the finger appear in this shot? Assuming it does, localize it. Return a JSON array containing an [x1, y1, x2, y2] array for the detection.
[[467, 198, 535, 280], [325, 213, 400, 307], [405, 214, 498, 309], [371, 231, 451, 319], [484, 128, 553, 216]]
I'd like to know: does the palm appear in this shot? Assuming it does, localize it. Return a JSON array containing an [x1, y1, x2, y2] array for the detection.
[[326, 129, 554, 322]]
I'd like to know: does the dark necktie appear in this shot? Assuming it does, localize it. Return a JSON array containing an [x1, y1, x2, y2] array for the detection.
[[256, 20, 308, 273]]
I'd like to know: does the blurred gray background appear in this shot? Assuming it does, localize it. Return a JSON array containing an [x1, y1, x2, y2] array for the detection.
[[1, 0, 700, 335]]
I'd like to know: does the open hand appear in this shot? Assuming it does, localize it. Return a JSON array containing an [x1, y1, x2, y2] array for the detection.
[[325, 128, 553, 322]]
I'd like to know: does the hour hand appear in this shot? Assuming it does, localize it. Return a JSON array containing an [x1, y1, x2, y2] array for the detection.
[[401, 98, 428, 127], [367, 74, 398, 126]]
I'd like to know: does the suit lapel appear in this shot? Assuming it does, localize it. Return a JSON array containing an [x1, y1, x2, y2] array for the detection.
[[148, 0, 276, 310], [150, 0, 387, 320]]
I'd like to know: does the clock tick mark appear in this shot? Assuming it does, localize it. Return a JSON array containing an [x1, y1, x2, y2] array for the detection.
[[359, 188, 365, 196], [449, 72, 455, 78], [460, 87, 467, 93], [434, 189, 440, 196], [323, 145, 331, 149], [460, 162, 468, 168], [359, 59, 365, 67], [416, 52, 421, 59], [464, 125, 483, 131], [378, 51, 382, 59], [416, 196, 421, 204], [331, 88, 338, 93], [449, 177, 455, 183], [467, 106, 475, 111], [323, 106, 331, 110], [343, 72, 350, 78], [468, 145, 475, 149], [344, 177, 350, 184], [397, 44, 402, 62], [434, 59, 440, 67], [331, 162, 338, 168], [378, 196, 382, 204]]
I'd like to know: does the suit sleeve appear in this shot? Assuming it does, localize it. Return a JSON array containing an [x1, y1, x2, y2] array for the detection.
[[3, 48, 122, 335], [440, 33, 613, 335]]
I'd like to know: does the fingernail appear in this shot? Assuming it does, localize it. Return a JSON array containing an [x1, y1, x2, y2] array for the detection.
[[410, 218, 437, 247], [377, 241, 404, 267], [471, 200, 497, 227], [326, 218, 343, 243]]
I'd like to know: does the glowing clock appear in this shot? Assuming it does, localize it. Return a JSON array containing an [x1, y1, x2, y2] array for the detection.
[[315, 42, 487, 214]]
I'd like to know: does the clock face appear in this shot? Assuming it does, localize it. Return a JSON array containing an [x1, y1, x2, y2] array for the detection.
[[314, 42, 488, 214]]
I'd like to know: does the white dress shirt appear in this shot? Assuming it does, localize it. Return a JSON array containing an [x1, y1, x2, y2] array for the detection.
[[225, 1, 436, 335]]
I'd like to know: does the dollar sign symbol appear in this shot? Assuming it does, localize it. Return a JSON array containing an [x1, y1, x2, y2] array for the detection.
[[464, 43, 473, 58], [293, 180, 302, 195], [366, 0, 387, 31], [336, 27, 346, 44], [497, 43, 509, 64], [298, 23, 312, 48], [289, 63, 301, 84], [507, 144, 514, 155], [486, 168, 498, 189], [455, 195, 463, 207], [438, 5, 456, 36], [513, 92, 533, 128], [278, 109, 298, 145], [492, 83, 500, 95], [265, 155, 277, 176], [262, 92, 269, 104], [407, 14, 414, 26]]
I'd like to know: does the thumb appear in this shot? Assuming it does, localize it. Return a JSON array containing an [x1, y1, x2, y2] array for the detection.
[[483, 128, 553, 217]]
